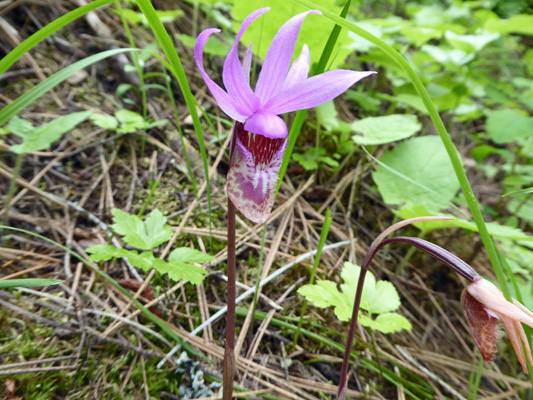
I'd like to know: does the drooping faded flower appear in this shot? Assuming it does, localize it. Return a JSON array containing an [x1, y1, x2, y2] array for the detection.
[[463, 278, 533, 373], [194, 8, 375, 223]]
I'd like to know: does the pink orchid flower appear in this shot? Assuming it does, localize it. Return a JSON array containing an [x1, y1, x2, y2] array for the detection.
[[194, 8, 375, 223], [463, 278, 533, 373]]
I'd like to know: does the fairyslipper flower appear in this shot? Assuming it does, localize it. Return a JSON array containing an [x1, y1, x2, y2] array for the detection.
[[463, 278, 533, 373], [194, 8, 375, 223]]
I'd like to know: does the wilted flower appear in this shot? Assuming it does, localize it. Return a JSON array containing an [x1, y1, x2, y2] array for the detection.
[[194, 8, 375, 223], [463, 278, 533, 373]]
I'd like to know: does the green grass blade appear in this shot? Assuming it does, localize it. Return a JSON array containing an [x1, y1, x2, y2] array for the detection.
[[0, 48, 138, 125], [134, 0, 212, 237], [277, 0, 352, 192], [0, 279, 62, 288], [0, 225, 199, 357], [294, 208, 332, 345], [292, 0, 511, 301], [0, 0, 113, 76]]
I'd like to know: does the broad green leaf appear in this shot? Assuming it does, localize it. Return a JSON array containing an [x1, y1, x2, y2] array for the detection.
[[485, 109, 533, 144], [485, 14, 533, 35], [396, 204, 533, 241], [86, 244, 132, 261], [115, 110, 147, 133], [372, 136, 460, 210], [444, 30, 499, 53], [359, 313, 412, 333], [351, 114, 421, 145], [421, 45, 474, 66], [0, 279, 63, 288], [231, 0, 352, 69], [401, 26, 441, 46], [9, 111, 91, 154], [111, 209, 172, 250], [7, 116, 34, 136], [90, 113, 118, 130]]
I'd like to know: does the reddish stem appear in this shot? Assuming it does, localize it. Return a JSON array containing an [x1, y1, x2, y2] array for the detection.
[[223, 199, 236, 400], [337, 223, 479, 399]]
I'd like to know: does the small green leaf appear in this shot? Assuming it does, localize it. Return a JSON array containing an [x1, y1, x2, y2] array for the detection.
[[90, 113, 118, 130], [316, 101, 339, 131], [149, 247, 213, 284], [298, 281, 352, 321], [444, 30, 499, 53], [0, 279, 63, 288], [128, 251, 154, 271], [115, 110, 147, 133], [359, 313, 412, 333], [299, 262, 409, 333], [9, 111, 91, 154], [351, 114, 421, 145], [168, 247, 215, 264], [292, 153, 318, 171], [111, 209, 172, 250], [86, 244, 131, 261], [144, 209, 174, 248]]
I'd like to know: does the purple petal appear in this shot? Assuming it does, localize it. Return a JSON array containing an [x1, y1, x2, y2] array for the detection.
[[222, 8, 268, 117], [264, 70, 376, 115], [244, 111, 287, 139], [280, 44, 310, 92], [242, 43, 253, 86], [227, 123, 287, 223], [194, 28, 246, 121], [255, 10, 321, 106]]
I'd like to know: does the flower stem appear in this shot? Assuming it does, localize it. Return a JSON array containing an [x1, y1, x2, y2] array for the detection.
[[223, 198, 236, 400], [336, 217, 453, 399]]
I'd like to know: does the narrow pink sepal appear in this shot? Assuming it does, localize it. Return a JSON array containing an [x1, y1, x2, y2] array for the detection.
[[467, 279, 533, 328], [194, 28, 246, 121], [264, 70, 376, 115], [255, 10, 321, 105], [222, 8, 267, 116], [281, 44, 310, 92], [242, 43, 253, 86]]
